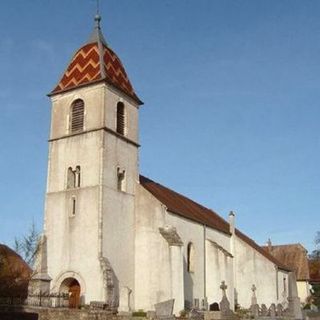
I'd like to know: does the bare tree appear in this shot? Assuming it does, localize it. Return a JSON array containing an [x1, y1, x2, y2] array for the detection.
[[315, 231, 320, 247], [309, 232, 320, 307], [309, 232, 320, 260], [14, 222, 39, 267]]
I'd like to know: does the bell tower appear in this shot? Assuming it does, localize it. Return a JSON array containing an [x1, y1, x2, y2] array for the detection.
[[39, 14, 143, 307]]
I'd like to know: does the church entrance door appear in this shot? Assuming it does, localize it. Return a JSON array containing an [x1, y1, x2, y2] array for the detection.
[[68, 279, 80, 308], [60, 277, 81, 309]]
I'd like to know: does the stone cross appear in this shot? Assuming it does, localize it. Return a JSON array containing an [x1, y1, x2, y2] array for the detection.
[[219, 281, 231, 315], [251, 284, 257, 306], [220, 281, 227, 297]]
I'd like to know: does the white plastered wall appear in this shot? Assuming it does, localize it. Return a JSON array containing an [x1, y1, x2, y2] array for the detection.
[[101, 86, 139, 310], [234, 235, 289, 308], [134, 184, 233, 313], [297, 281, 310, 303], [134, 184, 171, 311], [45, 132, 104, 302], [45, 82, 140, 305]]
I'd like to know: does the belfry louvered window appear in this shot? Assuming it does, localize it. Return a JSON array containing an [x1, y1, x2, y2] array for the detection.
[[116, 102, 125, 135], [70, 99, 85, 133]]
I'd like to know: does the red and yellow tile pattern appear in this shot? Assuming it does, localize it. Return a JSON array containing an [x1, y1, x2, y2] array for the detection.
[[52, 42, 139, 102]]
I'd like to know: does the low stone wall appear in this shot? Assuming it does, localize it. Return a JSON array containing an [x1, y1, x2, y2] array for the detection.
[[0, 311, 38, 320], [0, 305, 126, 320], [304, 311, 320, 320]]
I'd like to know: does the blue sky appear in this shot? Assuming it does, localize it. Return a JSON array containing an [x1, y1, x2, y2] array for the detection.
[[0, 0, 319, 252]]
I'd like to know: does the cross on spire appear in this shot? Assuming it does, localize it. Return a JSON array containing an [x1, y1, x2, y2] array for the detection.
[[92, 0, 102, 29], [96, 0, 100, 15]]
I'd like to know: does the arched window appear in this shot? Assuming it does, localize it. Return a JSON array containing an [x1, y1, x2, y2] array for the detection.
[[66, 166, 81, 189], [70, 99, 84, 133], [116, 102, 125, 135], [75, 166, 81, 188], [67, 167, 75, 189], [187, 242, 195, 273], [117, 167, 126, 192]]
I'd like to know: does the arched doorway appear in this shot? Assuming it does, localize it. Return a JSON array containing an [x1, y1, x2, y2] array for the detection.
[[60, 278, 81, 308]]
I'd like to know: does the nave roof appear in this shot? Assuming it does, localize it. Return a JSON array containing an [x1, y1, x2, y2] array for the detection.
[[140, 175, 291, 272]]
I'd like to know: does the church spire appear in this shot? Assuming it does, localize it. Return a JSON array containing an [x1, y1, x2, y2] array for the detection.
[[88, 10, 108, 46], [50, 5, 142, 105]]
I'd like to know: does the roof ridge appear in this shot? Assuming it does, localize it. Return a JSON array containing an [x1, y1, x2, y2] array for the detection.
[[262, 243, 307, 251], [140, 175, 292, 272], [140, 175, 228, 226], [236, 231, 292, 271]]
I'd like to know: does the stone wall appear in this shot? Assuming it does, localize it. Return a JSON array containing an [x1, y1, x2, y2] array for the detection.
[[0, 306, 127, 320]]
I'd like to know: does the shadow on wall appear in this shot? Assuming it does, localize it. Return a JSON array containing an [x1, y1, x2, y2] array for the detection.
[[0, 312, 38, 320], [184, 257, 194, 310]]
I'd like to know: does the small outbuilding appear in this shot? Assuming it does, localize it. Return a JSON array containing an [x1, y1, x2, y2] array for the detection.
[[263, 242, 310, 303]]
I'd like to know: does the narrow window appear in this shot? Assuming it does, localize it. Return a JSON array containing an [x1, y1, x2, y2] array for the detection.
[[75, 166, 81, 188], [67, 167, 75, 189], [71, 197, 76, 216], [283, 277, 287, 294], [187, 243, 195, 273], [117, 168, 126, 192], [70, 99, 85, 133], [67, 166, 81, 189], [116, 102, 125, 135]]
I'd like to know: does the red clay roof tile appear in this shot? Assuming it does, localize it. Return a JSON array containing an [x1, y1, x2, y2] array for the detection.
[[51, 42, 142, 104], [261, 244, 309, 280], [140, 175, 291, 272]]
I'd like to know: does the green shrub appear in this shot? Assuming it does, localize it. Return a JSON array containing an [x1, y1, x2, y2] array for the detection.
[[132, 309, 147, 317]]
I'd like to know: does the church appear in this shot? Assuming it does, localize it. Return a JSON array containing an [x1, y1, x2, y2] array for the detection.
[[29, 13, 299, 314]]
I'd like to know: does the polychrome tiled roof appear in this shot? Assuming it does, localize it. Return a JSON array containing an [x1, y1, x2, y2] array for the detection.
[[51, 18, 142, 104]]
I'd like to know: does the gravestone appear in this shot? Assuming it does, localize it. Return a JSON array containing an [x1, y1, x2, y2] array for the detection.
[[269, 304, 276, 318], [276, 304, 283, 316], [185, 300, 192, 311], [260, 304, 268, 316], [155, 299, 175, 319], [204, 282, 237, 320], [251, 285, 257, 306], [189, 308, 204, 320], [219, 281, 231, 315], [202, 298, 208, 311], [250, 304, 259, 318], [193, 298, 200, 310]]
